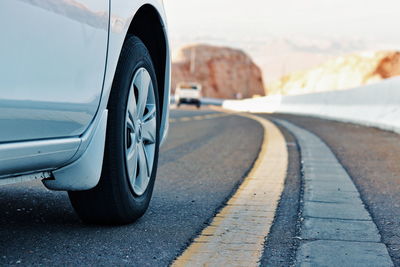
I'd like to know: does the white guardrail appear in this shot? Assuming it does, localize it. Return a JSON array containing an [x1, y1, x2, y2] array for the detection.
[[223, 77, 400, 134]]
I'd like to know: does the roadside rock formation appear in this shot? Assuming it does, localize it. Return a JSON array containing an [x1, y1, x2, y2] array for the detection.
[[172, 44, 266, 99], [269, 51, 400, 95]]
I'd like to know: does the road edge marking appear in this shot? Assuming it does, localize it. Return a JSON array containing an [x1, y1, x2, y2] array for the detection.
[[172, 113, 288, 266]]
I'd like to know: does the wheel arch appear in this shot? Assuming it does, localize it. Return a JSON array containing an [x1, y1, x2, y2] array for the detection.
[[126, 4, 168, 124]]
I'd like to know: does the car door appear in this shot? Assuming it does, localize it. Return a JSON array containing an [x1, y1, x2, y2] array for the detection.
[[0, 0, 109, 143]]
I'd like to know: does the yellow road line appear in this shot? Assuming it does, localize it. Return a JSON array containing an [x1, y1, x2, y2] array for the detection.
[[172, 113, 288, 266], [179, 117, 192, 122], [192, 116, 205, 120], [202, 114, 217, 119]]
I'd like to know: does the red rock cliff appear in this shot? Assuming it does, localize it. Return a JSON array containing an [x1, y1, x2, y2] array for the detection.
[[172, 45, 266, 99]]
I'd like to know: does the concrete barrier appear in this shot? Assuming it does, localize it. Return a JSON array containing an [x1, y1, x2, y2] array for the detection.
[[201, 97, 224, 106], [170, 96, 223, 106], [223, 77, 400, 134]]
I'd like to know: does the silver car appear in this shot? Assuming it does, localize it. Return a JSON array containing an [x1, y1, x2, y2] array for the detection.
[[0, 0, 171, 224]]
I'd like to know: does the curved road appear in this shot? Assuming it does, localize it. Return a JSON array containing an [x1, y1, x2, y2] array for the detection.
[[0, 107, 263, 266], [0, 108, 399, 266]]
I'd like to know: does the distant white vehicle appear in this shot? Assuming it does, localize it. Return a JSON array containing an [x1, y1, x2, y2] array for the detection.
[[175, 83, 202, 108]]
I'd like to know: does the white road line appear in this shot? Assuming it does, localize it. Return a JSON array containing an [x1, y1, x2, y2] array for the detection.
[[173, 114, 288, 266], [169, 113, 231, 123]]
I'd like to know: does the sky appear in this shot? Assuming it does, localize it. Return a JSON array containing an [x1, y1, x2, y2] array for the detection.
[[164, 0, 400, 82]]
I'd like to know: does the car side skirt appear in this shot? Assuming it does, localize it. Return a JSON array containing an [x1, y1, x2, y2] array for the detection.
[[0, 137, 80, 178]]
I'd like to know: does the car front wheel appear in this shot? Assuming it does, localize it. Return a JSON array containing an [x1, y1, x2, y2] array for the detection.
[[68, 36, 160, 225]]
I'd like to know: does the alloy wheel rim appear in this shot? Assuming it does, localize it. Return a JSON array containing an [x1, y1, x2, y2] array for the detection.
[[125, 68, 157, 196]]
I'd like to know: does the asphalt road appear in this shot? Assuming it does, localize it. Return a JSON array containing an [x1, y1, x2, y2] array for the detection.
[[1, 109, 399, 266], [0, 107, 263, 266]]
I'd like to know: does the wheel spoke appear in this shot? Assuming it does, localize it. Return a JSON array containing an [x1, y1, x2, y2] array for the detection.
[[127, 85, 137, 120], [135, 142, 150, 194], [135, 69, 151, 118], [142, 105, 156, 143], [142, 104, 156, 121], [126, 115, 135, 132], [126, 112, 136, 149], [126, 144, 138, 184], [138, 142, 150, 178]]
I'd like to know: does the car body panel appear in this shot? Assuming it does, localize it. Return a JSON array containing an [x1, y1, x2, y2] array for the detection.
[[0, 0, 109, 142], [0, 0, 171, 189]]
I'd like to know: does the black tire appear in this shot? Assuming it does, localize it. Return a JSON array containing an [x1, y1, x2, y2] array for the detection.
[[196, 102, 201, 109], [68, 36, 160, 225]]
